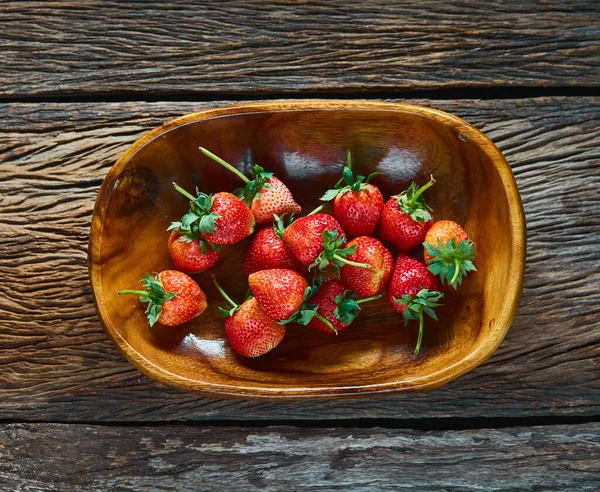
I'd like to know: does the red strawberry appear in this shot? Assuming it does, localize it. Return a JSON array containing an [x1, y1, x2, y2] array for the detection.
[[172, 183, 255, 245], [280, 212, 370, 273], [251, 176, 302, 224], [321, 151, 384, 237], [423, 220, 476, 288], [378, 176, 435, 251], [168, 230, 220, 273], [248, 269, 308, 321], [242, 225, 305, 276], [200, 147, 301, 224], [213, 277, 285, 357], [340, 236, 393, 297], [387, 255, 443, 358], [308, 278, 381, 334], [118, 271, 207, 327]]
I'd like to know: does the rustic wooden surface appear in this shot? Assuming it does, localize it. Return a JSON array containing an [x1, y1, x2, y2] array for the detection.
[[1, 1, 599, 488], [1, 1, 599, 97], [1, 97, 599, 421], [1, 422, 599, 491]]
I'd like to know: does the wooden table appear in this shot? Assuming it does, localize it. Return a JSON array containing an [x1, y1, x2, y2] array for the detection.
[[1, 2, 599, 490]]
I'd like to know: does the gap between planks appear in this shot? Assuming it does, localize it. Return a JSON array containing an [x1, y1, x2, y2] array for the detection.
[[1, 415, 599, 432], [1, 86, 599, 104]]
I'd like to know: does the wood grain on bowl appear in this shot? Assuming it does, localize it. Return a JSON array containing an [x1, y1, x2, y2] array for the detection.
[[88, 101, 526, 398]]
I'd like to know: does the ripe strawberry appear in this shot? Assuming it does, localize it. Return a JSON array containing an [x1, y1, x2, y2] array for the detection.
[[340, 236, 393, 297], [321, 151, 384, 237], [242, 225, 305, 276], [308, 278, 381, 334], [279, 212, 370, 273], [378, 176, 436, 251], [423, 220, 476, 288], [118, 271, 207, 327], [200, 147, 301, 224], [213, 277, 285, 358], [387, 255, 443, 358], [248, 269, 308, 321], [167, 230, 220, 273], [172, 183, 254, 245]]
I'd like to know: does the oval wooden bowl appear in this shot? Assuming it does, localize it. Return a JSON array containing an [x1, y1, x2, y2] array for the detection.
[[89, 101, 526, 398]]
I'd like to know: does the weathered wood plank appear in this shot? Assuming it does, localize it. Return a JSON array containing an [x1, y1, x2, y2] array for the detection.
[[1, 1, 599, 97], [0, 422, 598, 491], [1, 98, 599, 421]]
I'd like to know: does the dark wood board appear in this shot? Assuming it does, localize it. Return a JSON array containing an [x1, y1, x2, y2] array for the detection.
[[0, 422, 599, 491], [1, 97, 599, 421], [1, 1, 599, 97]]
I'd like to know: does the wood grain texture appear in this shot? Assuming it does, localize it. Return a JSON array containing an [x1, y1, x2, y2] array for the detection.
[[1, 422, 599, 491], [1, 1, 599, 97], [1, 98, 599, 421]]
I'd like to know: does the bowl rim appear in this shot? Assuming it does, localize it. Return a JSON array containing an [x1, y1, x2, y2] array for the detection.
[[88, 100, 526, 398]]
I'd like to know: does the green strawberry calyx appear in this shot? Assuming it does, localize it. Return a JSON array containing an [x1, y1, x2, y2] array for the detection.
[[167, 225, 221, 255], [333, 290, 383, 325], [393, 289, 444, 359], [118, 273, 179, 327], [309, 229, 371, 274], [273, 213, 296, 240], [393, 175, 436, 223], [171, 182, 222, 239], [199, 147, 275, 207], [278, 278, 338, 334], [425, 238, 477, 288], [212, 275, 241, 318], [320, 150, 381, 202]]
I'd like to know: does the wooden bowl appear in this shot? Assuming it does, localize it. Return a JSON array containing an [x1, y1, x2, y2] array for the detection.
[[89, 101, 526, 398]]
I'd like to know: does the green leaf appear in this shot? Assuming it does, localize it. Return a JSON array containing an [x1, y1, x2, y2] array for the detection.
[[333, 291, 361, 325], [320, 188, 340, 202], [366, 172, 382, 184], [199, 213, 220, 234], [129, 273, 180, 327], [342, 166, 355, 186], [394, 178, 435, 223], [425, 238, 476, 288]]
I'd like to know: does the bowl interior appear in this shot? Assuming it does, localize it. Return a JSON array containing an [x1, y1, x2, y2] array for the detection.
[[90, 103, 524, 396]]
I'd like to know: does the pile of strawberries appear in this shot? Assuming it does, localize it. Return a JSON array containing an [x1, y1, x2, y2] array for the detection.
[[119, 149, 476, 359]]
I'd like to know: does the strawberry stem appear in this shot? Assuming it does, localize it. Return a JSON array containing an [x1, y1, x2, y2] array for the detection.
[[409, 175, 436, 207], [346, 149, 352, 171], [413, 312, 424, 359], [118, 290, 150, 296], [307, 204, 325, 216], [313, 312, 338, 335], [212, 275, 238, 309], [199, 147, 250, 184], [355, 293, 383, 304], [172, 182, 198, 202], [451, 257, 461, 285], [332, 253, 370, 269]]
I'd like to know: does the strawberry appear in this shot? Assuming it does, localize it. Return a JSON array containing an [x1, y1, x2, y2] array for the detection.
[[308, 278, 381, 334], [423, 220, 476, 288], [167, 230, 220, 273], [171, 183, 254, 245], [118, 271, 207, 327], [279, 212, 370, 273], [213, 277, 285, 358], [248, 269, 308, 322], [378, 176, 436, 251], [340, 236, 393, 297], [200, 147, 301, 224], [242, 225, 305, 276], [387, 255, 443, 358], [321, 151, 383, 237]]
